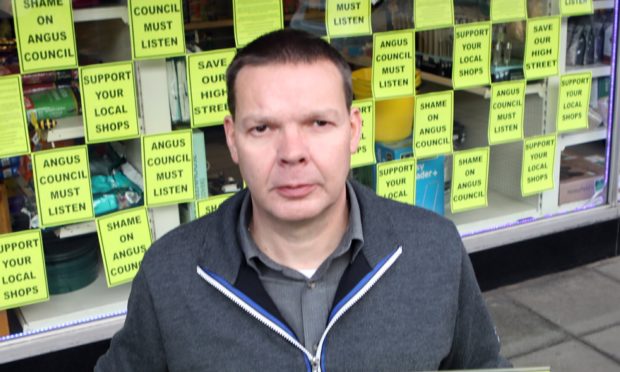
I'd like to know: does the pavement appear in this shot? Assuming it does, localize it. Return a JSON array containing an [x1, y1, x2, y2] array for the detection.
[[484, 256, 620, 371]]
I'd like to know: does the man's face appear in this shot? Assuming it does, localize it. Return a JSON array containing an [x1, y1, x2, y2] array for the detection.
[[224, 60, 361, 224]]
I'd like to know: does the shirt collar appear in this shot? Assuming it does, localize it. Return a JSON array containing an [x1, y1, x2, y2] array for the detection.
[[237, 181, 365, 275]]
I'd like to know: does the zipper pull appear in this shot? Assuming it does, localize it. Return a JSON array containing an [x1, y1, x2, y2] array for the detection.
[[311, 356, 320, 372]]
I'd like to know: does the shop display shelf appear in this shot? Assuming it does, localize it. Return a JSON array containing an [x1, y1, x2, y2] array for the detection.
[[565, 63, 612, 78], [594, 0, 616, 10], [0, 269, 129, 363], [447, 190, 539, 237], [74, 5, 127, 23], [420, 72, 545, 99], [54, 221, 97, 239], [557, 126, 608, 150], [462, 204, 618, 253], [43, 116, 85, 142]]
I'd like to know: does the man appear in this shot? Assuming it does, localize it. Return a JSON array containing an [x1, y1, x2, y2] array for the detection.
[[96, 29, 510, 371]]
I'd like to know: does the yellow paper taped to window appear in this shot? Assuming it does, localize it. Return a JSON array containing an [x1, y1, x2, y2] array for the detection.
[[12, 0, 77, 73], [96, 208, 152, 287], [521, 134, 556, 196], [351, 99, 376, 168], [413, 91, 454, 159], [451, 147, 490, 213], [32, 146, 95, 228], [376, 157, 416, 205], [0, 230, 48, 311], [142, 130, 195, 207], [128, 0, 186, 60], [187, 49, 235, 127], [80, 62, 140, 143]]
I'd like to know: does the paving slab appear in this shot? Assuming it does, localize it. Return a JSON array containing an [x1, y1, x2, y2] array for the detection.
[[484, 291, 566, 358], [590, 256, 620, 282], [510, 340, 620, 372], [583, 324, 620, 360], [503, 268, 620, 335]]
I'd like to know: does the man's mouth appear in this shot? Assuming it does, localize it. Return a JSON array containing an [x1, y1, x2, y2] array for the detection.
[[275, 184, 316, 198]]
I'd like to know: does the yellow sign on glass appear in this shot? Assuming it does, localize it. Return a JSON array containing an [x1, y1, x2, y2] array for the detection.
[[376, 158, 416, 205], [80, 62, 140, 143], [372, 30, 415, 99], [196, 194, 234, 218], [453, 23, 491, 89], [488, 80, 526, 145], [187, 49, 235, 127], [128, 0, 186, 60], [0, 230, 48, 311], [142, 130, 195, 206], [11, 0, 77, 73], [32, 146, 95, 227], [326, 0, 372, 38], [414, 0, 454, 30], [451, 147, 489, 213], [521, 134, 556, 196], [0, 75, 31, 158], [96, 207, 152, 287], [524, 17, 561, 80], [491, 0, 527, 22], [557, 72, 591, 133], [560, 0, 593, 16], [351, 99, 376, 168], [414, 91, 454, 159], [233, 0, 283, 48]]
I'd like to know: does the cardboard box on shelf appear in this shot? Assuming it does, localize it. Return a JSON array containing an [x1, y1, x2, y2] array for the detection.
[[559, 150, 606, 205]]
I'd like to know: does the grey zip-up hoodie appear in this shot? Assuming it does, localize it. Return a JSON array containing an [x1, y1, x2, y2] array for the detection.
[[96, 181, 510, 371]]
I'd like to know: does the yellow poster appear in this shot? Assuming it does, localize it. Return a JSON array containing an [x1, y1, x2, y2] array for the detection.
[[32, 146, 95, 227], [560, 0, 593, 16], [413, 91, 454, 158], [521, 134, 556, 196], [187, 49, 235, 127], [376, 157, 416, 205], [0, 230, 48, 311], [128, 0, 186, 59], [351, 99, 376, 168], [452, 23, 491, 89], [488, 80, 526, 145], [326, 0, 372, 38], [80, 62, 140, 143], [414, 0, 454, 30], [372, 30, 415, 99], [524, 17, 561, 80], [11, 0, 78, 73], [451, 147, 489, 213], [233, 0, 283, 47], [491, 0, 527, 22], [557, 72, 591, 133], [96, 208, 152, 287], [0, 75, 31, 158], [142, 130, 195, 206], [196, 194, 234, 218]]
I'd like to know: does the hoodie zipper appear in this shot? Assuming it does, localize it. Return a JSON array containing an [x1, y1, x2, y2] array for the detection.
[[197, 246, 402, 372]]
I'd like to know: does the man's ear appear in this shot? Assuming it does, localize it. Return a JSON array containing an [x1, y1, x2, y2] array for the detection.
[[223, 115, 239, 164], [349, 107, 362, 154]]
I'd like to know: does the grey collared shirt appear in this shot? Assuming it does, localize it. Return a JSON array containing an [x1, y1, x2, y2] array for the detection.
[[237, 182, 364, 352]]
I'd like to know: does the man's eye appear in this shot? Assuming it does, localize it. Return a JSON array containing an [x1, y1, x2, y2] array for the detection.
[[252, 124, 268, 133], [314, 120, 329, 127]]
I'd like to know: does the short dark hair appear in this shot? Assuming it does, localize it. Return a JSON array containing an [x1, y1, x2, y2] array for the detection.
[[226, 29, 353, 117]]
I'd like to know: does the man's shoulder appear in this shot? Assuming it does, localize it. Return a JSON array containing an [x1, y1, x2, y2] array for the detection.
[[140, 191, 245, 271]]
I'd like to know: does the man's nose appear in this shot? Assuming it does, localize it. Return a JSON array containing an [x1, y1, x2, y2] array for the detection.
[[277, 126, 308, 165]]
